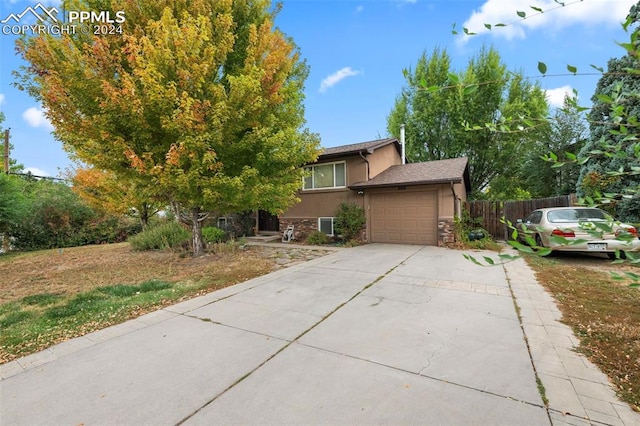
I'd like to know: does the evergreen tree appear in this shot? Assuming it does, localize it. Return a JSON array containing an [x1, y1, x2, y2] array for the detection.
[[576, 1, 640, 221]]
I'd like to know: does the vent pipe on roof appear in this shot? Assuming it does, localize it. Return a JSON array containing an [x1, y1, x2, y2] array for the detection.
[[400, 124, 406, 165]]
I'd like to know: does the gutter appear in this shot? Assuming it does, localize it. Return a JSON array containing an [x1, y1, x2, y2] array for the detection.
[[350, 177, 462, 191]]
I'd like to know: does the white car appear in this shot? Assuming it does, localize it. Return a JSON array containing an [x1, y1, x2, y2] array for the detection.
[[518, 207, 640, 259]]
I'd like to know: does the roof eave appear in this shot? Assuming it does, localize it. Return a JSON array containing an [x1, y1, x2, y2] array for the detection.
[[318, 138, 400, 161], [350, 177, 463, 190]]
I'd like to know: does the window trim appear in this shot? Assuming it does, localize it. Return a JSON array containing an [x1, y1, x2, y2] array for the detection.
[[318, 217, 336, 236], [303, 161, 346, 191]]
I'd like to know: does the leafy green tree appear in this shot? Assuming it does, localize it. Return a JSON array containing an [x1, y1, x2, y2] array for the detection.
[[0, 174, 26, 252], [522, 95, 588, 198], [68, 167, 161, 228], [576, 28, 640, 222], [15, 0, 320, 256], [387, 46, 549, 196], [387, 48, 457, 162], [7, 179, 139, 251]]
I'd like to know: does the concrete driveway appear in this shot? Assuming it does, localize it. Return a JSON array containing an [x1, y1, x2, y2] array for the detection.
[[2, 244, 638, 425]]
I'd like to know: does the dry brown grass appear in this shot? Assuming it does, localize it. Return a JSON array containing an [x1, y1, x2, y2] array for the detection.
[[526, 254, 640, 412], [1, 242, 331, 362], [0, 243, 274, 304]]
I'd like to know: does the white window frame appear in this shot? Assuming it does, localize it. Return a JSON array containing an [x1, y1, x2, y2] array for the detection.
[[318, 217, 335, 236], [303, 161, 346, 191]]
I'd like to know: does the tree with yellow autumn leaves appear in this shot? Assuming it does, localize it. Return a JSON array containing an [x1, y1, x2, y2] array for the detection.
[[16, 0, 320, 255]]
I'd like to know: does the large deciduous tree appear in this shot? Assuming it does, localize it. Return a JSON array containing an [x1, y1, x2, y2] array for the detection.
[[521, 95, 588, 198], [16, 0, 320, 255], [387, 46, 548, 196]]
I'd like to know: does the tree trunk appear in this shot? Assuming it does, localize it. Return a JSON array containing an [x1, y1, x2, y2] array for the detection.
[[191, 207, 204, 257], [139, 203, 150, 230], [2, 232, 9, 253]]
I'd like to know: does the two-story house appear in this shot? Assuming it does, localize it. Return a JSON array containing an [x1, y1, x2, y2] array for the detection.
[[278, 138, 470, 246]]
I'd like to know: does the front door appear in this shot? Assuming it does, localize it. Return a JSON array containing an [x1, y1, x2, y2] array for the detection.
[[258, 210, 280, 232]]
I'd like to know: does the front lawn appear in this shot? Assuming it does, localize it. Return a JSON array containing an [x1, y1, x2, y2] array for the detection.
[[0, 243, 298, 363]]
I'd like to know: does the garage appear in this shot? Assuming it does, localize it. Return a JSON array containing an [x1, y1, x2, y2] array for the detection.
[[369, 189, 438, 245], [349, 158, 470, 246]]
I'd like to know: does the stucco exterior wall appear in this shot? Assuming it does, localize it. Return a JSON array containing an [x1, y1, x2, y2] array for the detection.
[[281, 155, 367, 219], [367, 143, 402, 178]]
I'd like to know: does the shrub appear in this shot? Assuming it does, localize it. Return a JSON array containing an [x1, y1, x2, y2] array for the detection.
[[6, 179, 138, 251], [334, 202, 365, 242], [306, 230, 329, 245], [453, 212, 499, 250], [232, 211, 256, 237], [202, 226, 226, 244], [128, 221, 190, 251]]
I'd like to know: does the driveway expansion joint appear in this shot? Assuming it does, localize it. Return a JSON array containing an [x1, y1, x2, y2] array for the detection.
[[297, 341, 548, 412], [175, 247, 422, 425]]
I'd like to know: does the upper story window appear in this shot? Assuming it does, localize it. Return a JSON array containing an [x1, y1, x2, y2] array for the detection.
[[303, 161, 346, 190]]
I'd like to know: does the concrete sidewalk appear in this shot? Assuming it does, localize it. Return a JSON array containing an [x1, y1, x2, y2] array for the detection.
[[2, 244, 638, 425]]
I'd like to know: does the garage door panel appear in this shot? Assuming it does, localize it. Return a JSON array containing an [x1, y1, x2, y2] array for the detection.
[[370, 190, 438, 245]]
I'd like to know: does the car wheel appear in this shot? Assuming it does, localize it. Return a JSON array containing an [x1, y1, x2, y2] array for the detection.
[[607, 251, 627, 260]]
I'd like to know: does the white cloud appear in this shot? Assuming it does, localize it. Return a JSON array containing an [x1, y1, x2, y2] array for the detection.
[[319, 67, 360, 93], [460, 0, 636, 43], [22, 107, 53, 129], [24, 167, 50, 177], [545, 85, 574, 108]]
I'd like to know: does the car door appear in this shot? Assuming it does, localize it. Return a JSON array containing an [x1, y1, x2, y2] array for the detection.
[[520, 210, 543, 243]]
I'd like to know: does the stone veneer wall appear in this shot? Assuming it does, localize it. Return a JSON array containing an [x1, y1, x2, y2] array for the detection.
[[279, 218, 317, 241], [438, 218, 455, 247], [280, 218, 368, 243]]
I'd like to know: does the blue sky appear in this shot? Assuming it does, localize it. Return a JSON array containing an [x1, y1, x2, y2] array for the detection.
[[0, 0, 635, 177]]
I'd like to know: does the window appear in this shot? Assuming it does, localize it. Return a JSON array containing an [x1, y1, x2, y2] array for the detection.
[[318, 217, 335, 236], [525, 211, 543, 225], [217, 217, 232, 230], [547, 208, 611, 223], [303, 161, 346, 190]]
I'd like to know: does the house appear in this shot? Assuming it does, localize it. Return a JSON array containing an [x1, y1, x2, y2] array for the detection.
[[278, 138, 470, 246]]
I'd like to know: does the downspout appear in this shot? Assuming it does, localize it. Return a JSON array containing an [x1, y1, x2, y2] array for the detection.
[[358, 151, 370, 242], [450, 181, 460, 218], [450, 181, 461, 244], [359, 151, 370, 181]]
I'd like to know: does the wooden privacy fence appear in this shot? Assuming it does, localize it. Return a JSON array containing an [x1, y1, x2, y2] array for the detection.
[[467, 194, 578, 241]]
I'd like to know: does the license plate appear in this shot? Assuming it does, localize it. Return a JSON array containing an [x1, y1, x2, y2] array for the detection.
[[588, 243, 607, 251]]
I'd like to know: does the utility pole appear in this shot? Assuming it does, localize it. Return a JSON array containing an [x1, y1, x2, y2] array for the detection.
[[2, 128, 9, 253], [3, 128, 9, 174]]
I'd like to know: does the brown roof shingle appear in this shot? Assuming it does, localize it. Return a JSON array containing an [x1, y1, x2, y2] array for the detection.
[[350, 157, 469, 189], [320, 138, 399, 159]]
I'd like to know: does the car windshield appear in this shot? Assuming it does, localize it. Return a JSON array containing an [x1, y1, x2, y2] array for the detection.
[[547, 208, 611, 223]]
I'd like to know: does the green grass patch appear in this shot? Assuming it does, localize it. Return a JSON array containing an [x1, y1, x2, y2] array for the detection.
[[0, 310, 34, 328], [0, 279, 203, 362], [22, 293, 64, 306]]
